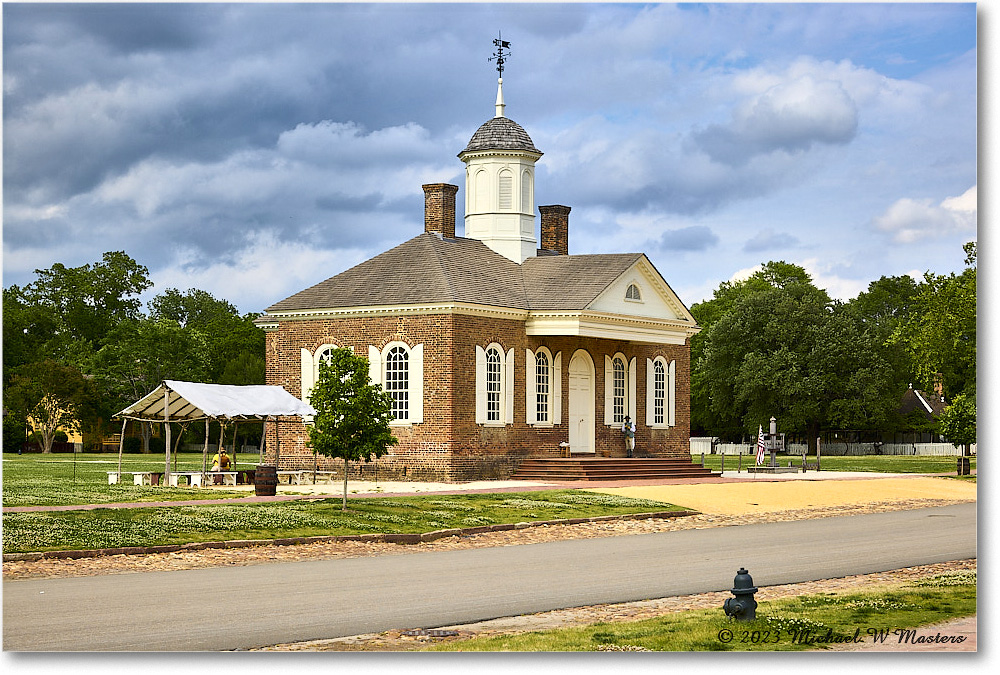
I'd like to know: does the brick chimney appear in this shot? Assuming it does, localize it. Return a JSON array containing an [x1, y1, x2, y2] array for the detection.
[[539, 204, 571, 255], [933, 373, 945, 399], [422, 183, 459, 238]]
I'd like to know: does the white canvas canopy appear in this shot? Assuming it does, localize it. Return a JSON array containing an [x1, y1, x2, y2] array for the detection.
[[114, 380, 316, 482], [117, 380, 316, 422]]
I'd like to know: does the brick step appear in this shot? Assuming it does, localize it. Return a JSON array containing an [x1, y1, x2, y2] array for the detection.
[[514, 472, 715, 482], [512, 457, 720, 482]]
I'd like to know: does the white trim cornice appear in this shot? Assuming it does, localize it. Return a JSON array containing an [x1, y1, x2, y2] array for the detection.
[[258, 302, 530, 323], [526, 311, 699, 344], [259, 305, 700, 344]]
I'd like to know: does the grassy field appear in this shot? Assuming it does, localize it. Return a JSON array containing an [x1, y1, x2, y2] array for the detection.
[[1, 452, 250, 506], [1, 489, 682, 554], [691, 453, 975, 475], [429, 571, 976, 652]]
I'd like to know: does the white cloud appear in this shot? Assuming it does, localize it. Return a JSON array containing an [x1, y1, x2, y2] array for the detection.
[[874, 185, 977, 243], [149, 231, 371, 312], [693, 73, 858, 165]]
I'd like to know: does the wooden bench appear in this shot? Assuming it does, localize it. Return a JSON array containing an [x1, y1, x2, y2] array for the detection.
[[168, 471, 205, 487], [108, 471, 164, 486], [276, 470, 307, 485]]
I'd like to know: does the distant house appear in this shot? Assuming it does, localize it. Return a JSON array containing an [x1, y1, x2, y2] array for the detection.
[[898, 383, 947, 422], [255, 78, 700, 480]]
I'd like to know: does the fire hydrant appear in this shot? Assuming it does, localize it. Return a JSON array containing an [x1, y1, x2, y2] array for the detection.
[[723, 567, 758, 621]]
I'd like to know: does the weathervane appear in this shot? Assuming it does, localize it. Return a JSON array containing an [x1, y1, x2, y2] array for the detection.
[[489, 32, 510, 77]]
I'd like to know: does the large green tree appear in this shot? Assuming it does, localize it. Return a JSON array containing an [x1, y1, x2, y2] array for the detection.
[[892, 243, 976, 399], [306, 348, 397, 509], [150, 288, 265, 384], [692, 262, 897, 447], [91, 318, 210, 451], [15, 251, 152, 362]]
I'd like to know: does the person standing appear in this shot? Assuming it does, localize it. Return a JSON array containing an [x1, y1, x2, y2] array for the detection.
[[622, 416, 636, 458]]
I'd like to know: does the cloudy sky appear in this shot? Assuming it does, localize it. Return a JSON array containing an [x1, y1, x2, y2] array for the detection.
[[2, 2, 979, 315]]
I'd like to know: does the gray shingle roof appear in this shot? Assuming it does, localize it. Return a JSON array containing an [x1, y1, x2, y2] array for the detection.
[[522, 253, 644, 310], [461, 117, 541, 155], [264, 234, 643, 314], [266, 234, 526, 312]]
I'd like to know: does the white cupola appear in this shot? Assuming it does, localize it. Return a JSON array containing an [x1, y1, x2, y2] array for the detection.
[[457, 77, 543, 264]]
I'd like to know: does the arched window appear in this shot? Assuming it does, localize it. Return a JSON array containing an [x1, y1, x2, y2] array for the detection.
[[535, 350, 550, 423], [498, 170, 513, 210], [385, 346, 409, 421], [486, 347, 502, 422], [367, 342, 424, 426], [612, 356, 626, 424], [646, 356, 675, 428], [526, 347, 561, 427], [626, 284, 642, 301], [605, 353, 635, 426], [653, 360, 665, 425], [477, 344, 513, 426]]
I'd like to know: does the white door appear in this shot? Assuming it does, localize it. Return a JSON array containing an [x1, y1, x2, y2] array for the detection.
[[568, 350, 595, 454]]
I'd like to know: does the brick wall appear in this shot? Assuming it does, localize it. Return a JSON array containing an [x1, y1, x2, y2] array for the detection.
[[264, 312, 691, 481]]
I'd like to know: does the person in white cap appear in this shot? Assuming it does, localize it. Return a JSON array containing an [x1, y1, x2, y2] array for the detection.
[[622, 416, 636, 458]]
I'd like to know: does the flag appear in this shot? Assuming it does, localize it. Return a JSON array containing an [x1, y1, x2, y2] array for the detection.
[[756, 424, 766, 465]]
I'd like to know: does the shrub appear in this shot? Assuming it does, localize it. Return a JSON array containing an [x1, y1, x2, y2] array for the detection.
[[123, 437, 142, 454]]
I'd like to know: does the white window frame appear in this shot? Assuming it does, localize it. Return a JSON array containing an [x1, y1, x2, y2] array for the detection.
[[625, 283, 642, 302], [526, 347, 562, 427], [368, 342, 424, 426], [476, 343, 514, 426], [301, 343, 340, 404], [646, 356, 674, 428], [604, 353, 636, 426]]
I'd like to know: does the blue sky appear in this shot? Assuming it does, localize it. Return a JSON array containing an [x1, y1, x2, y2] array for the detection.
[[2, 2, 979, 314]]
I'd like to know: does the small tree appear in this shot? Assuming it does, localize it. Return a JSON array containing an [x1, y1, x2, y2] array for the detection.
[[306, 348, 398, 510], [6, 360, 91, 453], [939, 393, 976, 457]]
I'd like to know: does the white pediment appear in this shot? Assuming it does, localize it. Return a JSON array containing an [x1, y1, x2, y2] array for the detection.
[[587, 256, 697, 324]]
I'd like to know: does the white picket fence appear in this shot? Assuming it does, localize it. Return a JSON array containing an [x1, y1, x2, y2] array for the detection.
[[690, 437, 974, 456]]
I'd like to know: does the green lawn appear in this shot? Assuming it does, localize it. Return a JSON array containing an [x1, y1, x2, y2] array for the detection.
[[2, 489, 682, 554], [2, 452, 253, 506], [429, 571, 976, 652], [691, 453, 975, 475]]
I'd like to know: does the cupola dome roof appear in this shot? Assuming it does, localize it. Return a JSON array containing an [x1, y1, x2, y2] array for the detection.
[[460, 116, 541, 155]]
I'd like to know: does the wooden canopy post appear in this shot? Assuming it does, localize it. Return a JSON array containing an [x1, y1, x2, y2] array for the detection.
[[231, 422, 239, 470], [116, 418, 127, 479], [163, 388, 172, 484], [217, 421, 226, 467], [202, 419, 210, 478]]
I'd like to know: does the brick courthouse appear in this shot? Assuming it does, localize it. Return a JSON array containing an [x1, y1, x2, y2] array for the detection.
[[256, 78, 701, 481]]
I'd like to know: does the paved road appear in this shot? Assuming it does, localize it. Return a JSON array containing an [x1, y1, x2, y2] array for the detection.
[[3, 503, 975, 651]]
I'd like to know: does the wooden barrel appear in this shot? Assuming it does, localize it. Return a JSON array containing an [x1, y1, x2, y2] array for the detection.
[[255, 465, 277, 496]]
